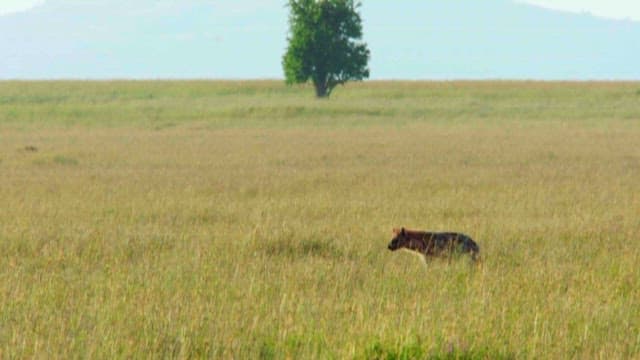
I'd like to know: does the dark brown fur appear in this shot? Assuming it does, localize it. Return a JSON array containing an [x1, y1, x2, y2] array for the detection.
[[388, 227, 479, 261]]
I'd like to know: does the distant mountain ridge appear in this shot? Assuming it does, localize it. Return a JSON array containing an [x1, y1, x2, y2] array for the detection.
[[1, 0, 638, 79]]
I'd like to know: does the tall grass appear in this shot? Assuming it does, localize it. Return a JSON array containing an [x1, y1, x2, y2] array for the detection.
[[1, 81, 639, 358]]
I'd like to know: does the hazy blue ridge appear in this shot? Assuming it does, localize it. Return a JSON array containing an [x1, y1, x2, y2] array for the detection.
[[1, 0, 639, 79]]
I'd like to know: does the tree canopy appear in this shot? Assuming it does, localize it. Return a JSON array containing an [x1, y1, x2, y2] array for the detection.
[[282, 0, 370, 98]]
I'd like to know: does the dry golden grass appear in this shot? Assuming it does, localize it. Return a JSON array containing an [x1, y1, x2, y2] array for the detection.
[[1, 80, 639, 358]]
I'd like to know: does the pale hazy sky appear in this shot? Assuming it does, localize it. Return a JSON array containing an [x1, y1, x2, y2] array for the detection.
[[3, 0, 640, 20], [0, 0, 44, 15], [517, 0, 640, 21]]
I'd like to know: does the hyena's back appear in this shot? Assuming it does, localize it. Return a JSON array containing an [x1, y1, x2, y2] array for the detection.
[[431, 232, 480, 258]]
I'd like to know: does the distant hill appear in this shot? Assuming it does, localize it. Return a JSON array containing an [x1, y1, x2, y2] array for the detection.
[[1, 0, 638, 79], [365, 1, 640, 79]]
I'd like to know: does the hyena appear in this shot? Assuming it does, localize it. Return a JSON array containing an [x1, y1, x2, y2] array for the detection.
[[388, 227, 480, 262]]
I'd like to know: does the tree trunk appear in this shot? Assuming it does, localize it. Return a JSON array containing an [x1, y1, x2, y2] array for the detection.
[[314, 80, 329, 98]]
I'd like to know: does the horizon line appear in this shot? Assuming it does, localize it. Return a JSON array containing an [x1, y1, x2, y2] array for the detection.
[[1, 78, 639, 83]]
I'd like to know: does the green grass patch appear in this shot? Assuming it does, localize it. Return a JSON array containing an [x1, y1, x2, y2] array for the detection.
[[360, 338, 516, 360], [52, 155, 79, 166]]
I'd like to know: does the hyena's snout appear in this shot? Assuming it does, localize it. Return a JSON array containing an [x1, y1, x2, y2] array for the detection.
[[387, 237, 401, 251], [387, 239, 395, 250]]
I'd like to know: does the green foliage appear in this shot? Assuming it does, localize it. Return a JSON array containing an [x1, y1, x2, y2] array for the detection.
[[283, 0, 370, 98]]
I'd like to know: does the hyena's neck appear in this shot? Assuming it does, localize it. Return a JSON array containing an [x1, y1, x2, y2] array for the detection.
[[405, 238, 427, 252], [404, 230, 435, 240]]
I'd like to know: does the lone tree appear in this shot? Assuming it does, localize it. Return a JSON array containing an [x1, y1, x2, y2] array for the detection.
[[283, 0, 370, 98]]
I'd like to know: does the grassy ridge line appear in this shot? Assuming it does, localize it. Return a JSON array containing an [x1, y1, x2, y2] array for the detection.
[[1, 80, 638, 129], [0, 81, 639, 358]]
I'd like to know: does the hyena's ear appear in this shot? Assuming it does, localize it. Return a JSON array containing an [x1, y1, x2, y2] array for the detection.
[[401, 227, 406, 236]]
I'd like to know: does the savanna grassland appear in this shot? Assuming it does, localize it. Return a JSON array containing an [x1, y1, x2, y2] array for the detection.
[[1, 80, 639, 359]]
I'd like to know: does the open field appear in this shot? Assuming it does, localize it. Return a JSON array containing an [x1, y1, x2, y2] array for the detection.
[[1, 80, 640, 358]]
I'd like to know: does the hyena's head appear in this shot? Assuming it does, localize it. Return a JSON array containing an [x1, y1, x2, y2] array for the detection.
[[388, 228, 410, 251]]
